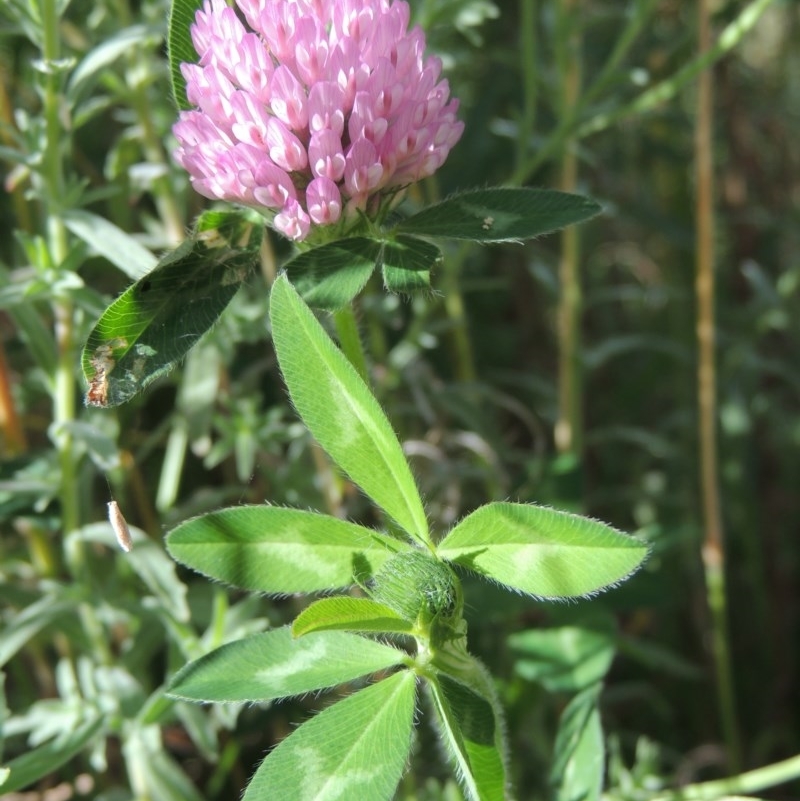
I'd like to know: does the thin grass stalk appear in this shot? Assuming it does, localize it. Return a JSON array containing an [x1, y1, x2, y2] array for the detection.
[[554, 0, 582, 461], [440, 244, 477, 384], [517, 0, 537, 172], [646, 753, 800, 801], [113, 0, 185, 244], [513, 0, 776, 184], [695, 0, 741, 771], [40, 0, 79, 543], [334, 305, 370, 384], [416, 176, 476, 385], [39, 0, 113, 666]]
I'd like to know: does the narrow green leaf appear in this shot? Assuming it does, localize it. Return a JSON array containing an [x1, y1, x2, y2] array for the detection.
[[292, 597, 415, 637], [81, 209, 262, 407], [395, 188, 602, 242], [0, 594, 75, 669], [427, 674, 507, 801], [121, 540, 192, 624], [509, 625, 616, 693], [168, 627, 407, 703], [66, 25, 160, 104], [167, 0, 204, 110], [270, 275, 430, 546], [437, 503, 648, 599], [550, 685, 604, 801], [616, 635, 704, 680], [138, 749, 207, 801], [174, 701, 219, 762], [166, 506, 403, 594], [123, 725, 206, 801], [284, 237, 381, 309], [57, 420, 120, 471], [243, 670, 416, 801], [381, 235, 441, 294], [67, 522, 191, 622], [0, 714, 104, 793], [63, 209, 157, 279]]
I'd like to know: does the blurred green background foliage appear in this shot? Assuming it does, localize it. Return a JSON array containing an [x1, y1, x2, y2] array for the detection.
[[1, 0, 798, 798]]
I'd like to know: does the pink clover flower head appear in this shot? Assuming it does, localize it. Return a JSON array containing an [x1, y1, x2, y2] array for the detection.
[[173, 0, 464, 242]]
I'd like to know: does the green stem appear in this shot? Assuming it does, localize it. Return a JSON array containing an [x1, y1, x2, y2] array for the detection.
[[333, 305, 370, 383], [39, 0, 114, 667], [579, 0, 659, 109], [130, 90, 185, 244], [553, 0, 583, 462], [156, 415, 188, 513], [517, 0, 537, 171], [114, 0, 185, 244], [577, 0, 775, 139], [441, 244, 476, 383], [646, 753, 800, 801], [54, 298, 78, 535], [511, 0, 776, 184], [41, 0, 79, 540]]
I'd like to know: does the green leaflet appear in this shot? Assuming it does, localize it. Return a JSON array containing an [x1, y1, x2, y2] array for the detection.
[[510, 624, 616, 693], [166, 506, 403, 594], [0, 714, 105, 793], [380, 235, 441, 294], [167, 627, 408, 703], [282, 235, 441, 308], [395, 188, 601, 242], [427, 674, 507, 801], [284, 237, 382, 309], [292, 597, 415, 637], [243, 671, 416, 801], [167, 0, 204, 110], [437, 502, 649, 598], [270, 275, 431, 547], [550, 685, 604, 801], [81, 209, 262, 407]]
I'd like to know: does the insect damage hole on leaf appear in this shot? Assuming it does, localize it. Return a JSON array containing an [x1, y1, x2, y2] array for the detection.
[[85, 338, 128, 407]]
